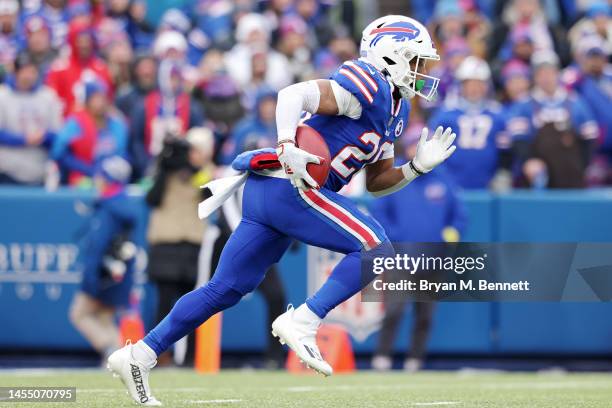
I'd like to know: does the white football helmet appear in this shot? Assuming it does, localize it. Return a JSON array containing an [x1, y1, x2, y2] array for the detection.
[[361, 16, 440, 101]]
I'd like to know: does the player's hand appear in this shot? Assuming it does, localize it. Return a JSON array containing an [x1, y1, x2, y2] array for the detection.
[[277, 142, 322, 190], [412, 126, 456, 174]]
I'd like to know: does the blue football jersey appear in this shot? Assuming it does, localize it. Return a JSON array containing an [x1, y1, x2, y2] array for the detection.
[[305, 59, 410, 192], [428, 100, 506, 189]]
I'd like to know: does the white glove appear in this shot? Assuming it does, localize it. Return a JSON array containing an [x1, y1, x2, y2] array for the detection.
[[277, 142, 322, 190], [411, 126, 456, 174]]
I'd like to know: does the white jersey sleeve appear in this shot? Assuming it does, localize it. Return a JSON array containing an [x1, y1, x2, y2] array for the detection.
[[330, 80, 362, 120]]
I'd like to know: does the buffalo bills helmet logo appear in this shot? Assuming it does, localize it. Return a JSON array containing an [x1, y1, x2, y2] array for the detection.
[[369, 21, 420, 47]]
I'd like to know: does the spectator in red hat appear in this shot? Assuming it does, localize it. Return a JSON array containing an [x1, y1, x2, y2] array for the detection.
[[21, 15, 58, 76], [46, 20, 113, 116]]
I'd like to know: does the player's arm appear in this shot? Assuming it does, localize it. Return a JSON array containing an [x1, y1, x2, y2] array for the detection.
[[365, 126, 456, 197], [275, 79, 355, 190]]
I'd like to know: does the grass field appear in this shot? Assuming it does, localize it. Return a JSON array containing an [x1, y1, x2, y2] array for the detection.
[[1, 368, 611, 407]]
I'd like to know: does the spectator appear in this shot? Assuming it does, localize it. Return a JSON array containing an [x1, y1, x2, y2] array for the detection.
[[69, 156, 138, 363], [220, 86, 276, 164], [225, 13, 292, 92], [153, 30, 186, 60], [158, 8, 209, 66], [24, 0, 71, 51], [0, 0, 20, 78], [51, 79, 128, 186], [429, 56, 507, 189], [187, 0, 235, 51], [46, 20, 113, 116], [503, 27, 536, 66], [105, 38, 134, 95], [290, 0, 334, 45], [20, 15, 58, 76], [507, 51, 599, 188], [105, 0, 155, 53], [115, 54, 157, 118], [430, 1, 466, 44], [0, 53, 62, 185], [277, 15, 314, 82], [369, 124, 467, 372], [313, 28, 357, 78], [489, 0, 570, 67], [191, 52, 244, 161], [568, 1, 612, 58], [145, 127, 214, 366], [500, 59, 531, 109], [129, 60, 204, 179], [564, 37, 612, 184]]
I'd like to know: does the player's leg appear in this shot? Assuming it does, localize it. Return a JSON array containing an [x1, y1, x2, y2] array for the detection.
[[142, 220, 290, 355], [405, 301, 435, 372], [256, 265, 288, 368], [372, 298, 408, 371], [69, 293, 120, 358], [108, 218, 290, 405], [257, 175, 393, 375], [280, 185, 393, 316]]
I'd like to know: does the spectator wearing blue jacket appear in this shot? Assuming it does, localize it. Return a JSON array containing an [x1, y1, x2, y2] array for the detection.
[[69, 156, 139, 363], [220, 86, 277, 164], [369, 124, 468, 372], [564, 37, 612, 184]]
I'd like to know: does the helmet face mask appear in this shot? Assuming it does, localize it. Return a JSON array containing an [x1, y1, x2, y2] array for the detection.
[[361, 16, 441, 101], [391, 50, 440, 101]]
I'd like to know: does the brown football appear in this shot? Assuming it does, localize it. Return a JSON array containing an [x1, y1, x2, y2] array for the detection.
[[295, 125, 331, 187]]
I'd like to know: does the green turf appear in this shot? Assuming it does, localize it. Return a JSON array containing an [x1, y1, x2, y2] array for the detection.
[[0, 369, 611, 407]]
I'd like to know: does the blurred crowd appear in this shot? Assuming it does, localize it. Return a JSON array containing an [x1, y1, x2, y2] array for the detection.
[[0, 0, 610, 191]]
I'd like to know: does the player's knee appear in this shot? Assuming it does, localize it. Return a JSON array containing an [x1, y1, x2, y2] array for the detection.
[[367, 239, 395, 258], [201, 280, 244, 311]]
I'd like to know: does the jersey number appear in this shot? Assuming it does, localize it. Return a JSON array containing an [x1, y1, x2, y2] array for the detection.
[[331, 132, 384, 178], [457, 115, 492, 149]]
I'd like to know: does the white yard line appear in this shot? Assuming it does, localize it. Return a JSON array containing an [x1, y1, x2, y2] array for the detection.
[[188, 399, 242, 404], [412, 403, 460, 406]]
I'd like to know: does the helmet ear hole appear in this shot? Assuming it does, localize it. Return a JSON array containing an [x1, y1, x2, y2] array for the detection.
[[383, 56, 396, 65]]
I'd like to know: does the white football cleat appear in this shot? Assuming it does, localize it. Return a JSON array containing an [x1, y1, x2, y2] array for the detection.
[[107, 343, 162, 406], [271, 305, 333, 376]]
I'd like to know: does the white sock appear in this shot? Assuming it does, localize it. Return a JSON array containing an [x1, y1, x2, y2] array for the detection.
[[131, 340, 157, 365], [293, 303, 321, 325]]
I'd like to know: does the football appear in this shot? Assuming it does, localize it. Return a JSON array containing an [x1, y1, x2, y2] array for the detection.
[[295, 125, 331, 187]]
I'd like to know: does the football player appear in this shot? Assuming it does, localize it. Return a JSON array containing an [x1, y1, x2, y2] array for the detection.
[[108, 15, 456, 405]]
